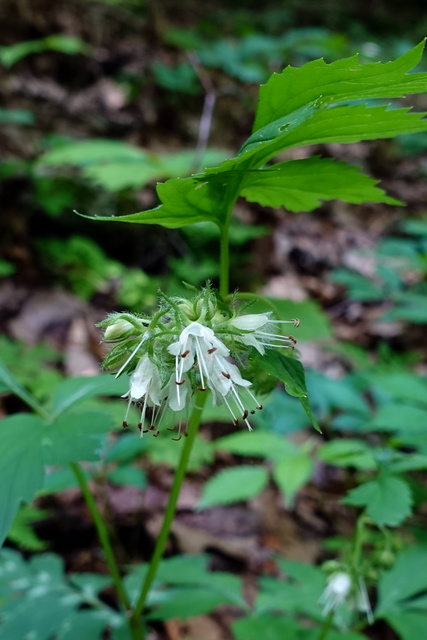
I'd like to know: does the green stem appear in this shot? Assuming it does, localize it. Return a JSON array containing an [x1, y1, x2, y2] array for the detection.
[[316, 611, 334, 640], [70, 463, 134, 618], [132, 390, 208, 621]]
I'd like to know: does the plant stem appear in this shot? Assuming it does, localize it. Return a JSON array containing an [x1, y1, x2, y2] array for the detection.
[[316, 611, 334, 640], [132, 390, 208, 622], [70, 462, 133, 615]]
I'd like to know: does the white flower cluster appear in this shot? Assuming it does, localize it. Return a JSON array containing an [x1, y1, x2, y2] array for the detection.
[[99, 287, 299, 437], [319, 571, 373, 627]]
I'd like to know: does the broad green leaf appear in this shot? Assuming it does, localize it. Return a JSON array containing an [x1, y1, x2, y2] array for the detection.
[[80, 44, 427, 230], [0, 414, 46, 547], [273, 453, 313, 507], [342, 473, 413, 526], [318, 439, 376, 471], [253, 43, 427, 131], [281, 104, 427, 149], [147, 585, 230, 620], [198, 465, 269, 509], [57, 610, 109, 640], [240, 157, 400, 212], [385, 612, 427, 640], [368, 404, 427, 433], [108, 465, 147, 489], [70, 573, 113, 598], [233, 614, 300, 640], [255, 351, 307, 398], [0, 35, 89, 68], [376, 546, 427, 616], [155, 554, 210, 584], [78, 174, 227, 228], [370, 373, 427, 408], [43, 411, 113, 464], [256, 559, 325, 619], [255, 351, 320, 432], [50, 375, 128, 417], [0, 592, 76, 640], [214, 431, 298, 461]]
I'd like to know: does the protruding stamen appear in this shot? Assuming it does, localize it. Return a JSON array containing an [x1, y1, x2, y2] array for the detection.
[[152, 430, 160, 437], [292, 318, 300, 327], [181, 350, 190, 358], [122, 420, 129, 428], [221, 371, 231, 379], [172, 434, 182, 441], [137, 422, 142, 431], [175, 380, 186, 385], [207, 347, 217, 354], [197, 386, 207, 391], [242, 410, 249, 420]]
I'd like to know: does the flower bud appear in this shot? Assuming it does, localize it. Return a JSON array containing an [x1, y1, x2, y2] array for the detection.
[[104, 319, 134, 341]]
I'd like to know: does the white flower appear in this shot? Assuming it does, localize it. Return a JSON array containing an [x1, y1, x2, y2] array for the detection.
[[168, 321, 229, 392], [319, 572, 374, 626], [229, 313, 298, 355], [122, 356, 162, 430], [161, 373, 190, 412], [319, 572, 352, 615], [206, 352, 262, 431]]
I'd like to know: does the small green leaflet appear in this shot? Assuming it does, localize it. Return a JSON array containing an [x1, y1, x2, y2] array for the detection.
[[198, 465, 269, 509], [342, 473, 413, 526], [254, 351, 320, 432], [82, 43, 427, 230]]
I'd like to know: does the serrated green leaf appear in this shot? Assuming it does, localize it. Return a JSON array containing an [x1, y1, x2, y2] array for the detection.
[[43, 411, 113, 464], [147, 585, 229, 620], [78, 173, 227, 229], [376, 546, 427, 616], [254, 351, 320, 432], [273, 453, 313, 507], [0, 592, 76, 640], [342, 473, 413, 526], [385, 611, 427, 640], [255, 351, 307, 397], [198, 465, 269, 509], [318, 439, 377, 471], [233, 614, 300, 640], [282, 104, 427, 149], [57, 610, 108, 640], [368, 404, 427, 433], [215, 431, 297, 460], [50, 375, 128, 418], [253, 43, 427, 131], [240, 157, 401, 212], [0, 414, 46, 547]]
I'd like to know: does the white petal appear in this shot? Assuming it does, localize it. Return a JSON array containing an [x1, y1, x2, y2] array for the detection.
[[235, 333, 265, 355], [222, 360, 252, 388], [166, 375, 189, 411], [231, 314, 269, 331]]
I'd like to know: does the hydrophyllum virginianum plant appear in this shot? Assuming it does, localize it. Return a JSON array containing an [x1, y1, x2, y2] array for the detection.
[[36, 41, 427, 639], [98, 284, 300, 436]]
